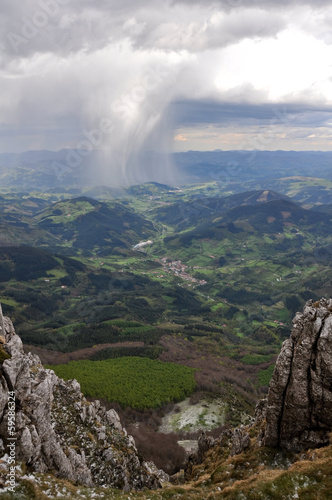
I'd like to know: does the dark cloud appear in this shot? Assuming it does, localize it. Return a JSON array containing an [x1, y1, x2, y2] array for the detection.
[[172, 100, 332, 128], [171, 0, 332, 8], [0, 0, 294, 59], [0, 0, 332, 156], [131, 7, 285, 52]]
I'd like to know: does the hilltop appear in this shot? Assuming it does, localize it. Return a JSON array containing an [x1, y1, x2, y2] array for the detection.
[[35, 197, 156, 254]]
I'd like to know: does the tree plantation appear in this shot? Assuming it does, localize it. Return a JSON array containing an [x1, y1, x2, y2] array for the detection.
[[48, 357, 196, 409]]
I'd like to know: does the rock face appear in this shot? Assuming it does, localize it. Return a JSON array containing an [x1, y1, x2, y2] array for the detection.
[[264, 298, 332, 451], [184, 427, 251, 480], [0, 307, 161, 490]]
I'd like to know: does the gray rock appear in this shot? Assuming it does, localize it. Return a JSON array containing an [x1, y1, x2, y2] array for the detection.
[[144, 461, 170, 483], [0, 309, 161, 491], [254, 398, 267, 423], [230, 427, 251, 456], [264, 298, 332, 451], [184, 431, 215, 479], [106, 408, 123, 431]]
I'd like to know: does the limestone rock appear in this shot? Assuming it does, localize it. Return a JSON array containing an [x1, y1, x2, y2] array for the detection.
[[185, 425, 251, 480], [185, 431, 215, 479], [106, 408, 123, 431], [254, 398, 267, 423], [264, 298, 332, 451], [230, 427, 250, 456], [0, 310, 161, 490]]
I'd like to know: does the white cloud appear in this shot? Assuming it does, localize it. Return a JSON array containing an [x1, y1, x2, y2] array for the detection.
[[214, 29, 332, 103], [0, 0, 332, 158]]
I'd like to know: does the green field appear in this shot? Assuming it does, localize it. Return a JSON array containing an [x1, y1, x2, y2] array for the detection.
[[48, 357, 196, 409]]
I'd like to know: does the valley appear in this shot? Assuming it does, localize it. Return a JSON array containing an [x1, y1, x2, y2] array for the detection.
[[0, 151, 332, 474]]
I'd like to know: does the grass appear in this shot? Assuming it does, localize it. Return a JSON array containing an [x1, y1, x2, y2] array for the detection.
[[257, 364, 275, 386], [241, 354, 273, 365], [0, 346, 11, 363], [0, 297, 19, 307], [55, 323, 86, 337], [46, 268, 68, 279], [3, 437, 332, 499]]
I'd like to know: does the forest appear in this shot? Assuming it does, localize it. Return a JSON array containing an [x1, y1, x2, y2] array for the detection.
[[48, 357, 197, 409]]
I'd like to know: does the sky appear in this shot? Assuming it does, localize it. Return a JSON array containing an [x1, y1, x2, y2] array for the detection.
[[1, 0, 332, 161]]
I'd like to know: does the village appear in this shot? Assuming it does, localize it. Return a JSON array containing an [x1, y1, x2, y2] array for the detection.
[[154, 257, 207, 287]]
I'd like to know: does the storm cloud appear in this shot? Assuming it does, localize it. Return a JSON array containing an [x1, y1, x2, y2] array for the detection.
[[0, 0, 332, 183]]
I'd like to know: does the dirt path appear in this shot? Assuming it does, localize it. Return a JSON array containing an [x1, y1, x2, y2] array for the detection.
[[23, 341, 145, 365]]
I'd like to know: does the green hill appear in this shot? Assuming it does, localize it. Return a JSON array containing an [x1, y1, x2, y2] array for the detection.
[[223, 199, 331, 235], [153, 190, 293, 230], [35, 197, 156, 253]]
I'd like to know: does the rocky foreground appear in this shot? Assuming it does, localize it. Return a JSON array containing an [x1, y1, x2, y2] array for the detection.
[[182, 298, 332, 498], [0, 305, 162, 492], [1, 299, 332, 499]]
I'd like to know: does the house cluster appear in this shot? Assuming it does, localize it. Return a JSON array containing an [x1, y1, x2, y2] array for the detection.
[[157, 257, 207, 286]]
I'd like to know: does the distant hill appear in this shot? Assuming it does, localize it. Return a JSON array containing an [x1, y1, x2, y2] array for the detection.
[[1, 149, 332, 195], [35, 197, 156, 253], [311, 203, 332, 215], [162, 195, 332, 271], [174, 150, 332, 183], [223, 199, 331, 235], [0, 149, 100, 190], [127, 182, 175, 196], [259, 176, 332, 206], [154, 190, 293, 230]]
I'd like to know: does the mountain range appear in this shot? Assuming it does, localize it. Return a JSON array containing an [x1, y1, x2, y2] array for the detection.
[[2, 149, 332, 194]]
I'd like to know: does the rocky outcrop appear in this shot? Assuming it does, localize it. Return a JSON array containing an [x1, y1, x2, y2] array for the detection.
[[184, 426, 251, 480], [264, 298, 332, 451], [230, 427, 251, 456], [184, 431, 216, 480], [0, 307, 161, 490]]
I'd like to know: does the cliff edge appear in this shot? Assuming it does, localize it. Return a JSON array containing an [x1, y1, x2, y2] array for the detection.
[[0, 305, 161, 491], [264, 298, 332, 451], [182, 299, 332, 498]]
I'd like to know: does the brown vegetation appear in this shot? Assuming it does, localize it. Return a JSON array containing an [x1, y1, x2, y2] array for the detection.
[[23, 341, 144, 365], [159, 334, 263, 405], [128, 425, 186, 475]]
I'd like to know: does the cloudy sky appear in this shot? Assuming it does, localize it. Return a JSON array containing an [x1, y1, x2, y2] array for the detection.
[[1, 0, 332, 159]]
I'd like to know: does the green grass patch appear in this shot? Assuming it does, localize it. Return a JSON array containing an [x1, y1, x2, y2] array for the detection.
[[241, 354, 273, 365], [122, 325, 155, 335], [162, 294, 175, 304], [55, 323, 86, 337], [211, 302, 225, 312], [277, 308, 291, 322], [257, 364, 275, 386], [46, 268, 68, 279], [0, 297, 19, 307], [47, 357, 196, 409], [101, 320, 143, 328]]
